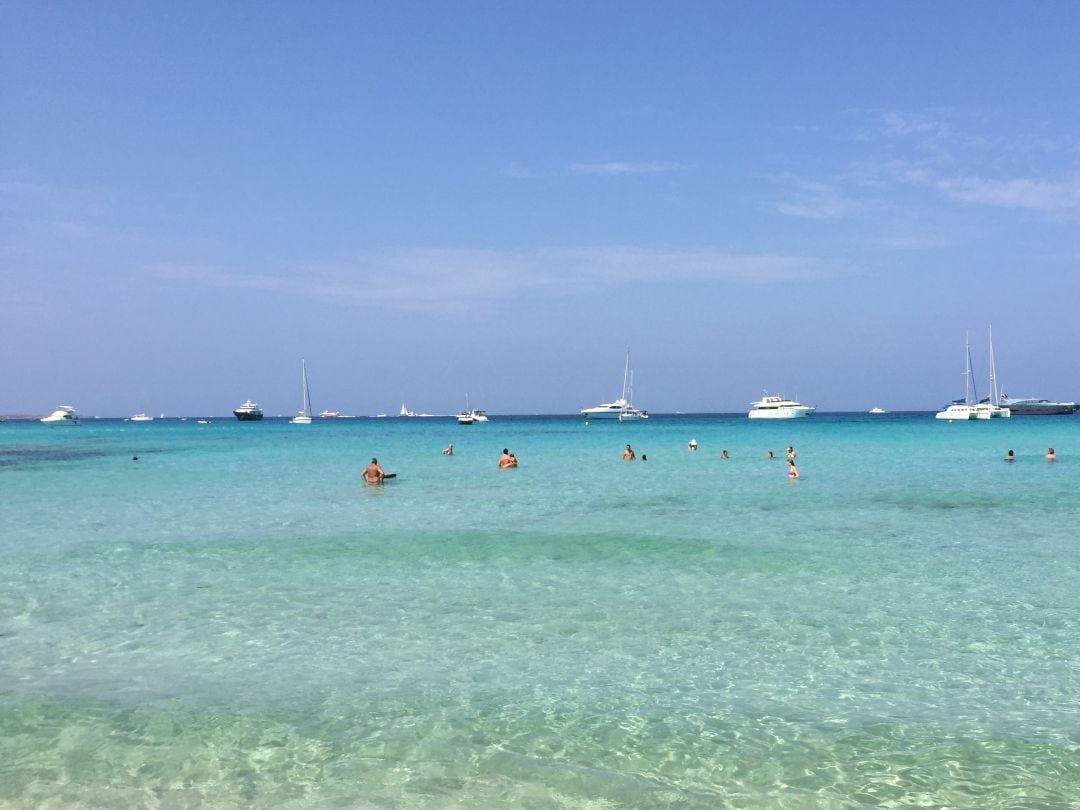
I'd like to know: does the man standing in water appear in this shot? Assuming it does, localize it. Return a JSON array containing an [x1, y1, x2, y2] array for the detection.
[[498, 449, 516, 469], [623, 444, 636, 460], [363, 458, 385, 484]]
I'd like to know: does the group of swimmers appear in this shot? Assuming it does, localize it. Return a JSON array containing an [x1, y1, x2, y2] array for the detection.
[[367, 441, 1064, 485], [1005, 448, 1057, 461]]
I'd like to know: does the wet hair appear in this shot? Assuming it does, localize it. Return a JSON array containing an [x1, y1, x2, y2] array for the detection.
[[371, 458, 378, 463], [503, 448, 509, 454]]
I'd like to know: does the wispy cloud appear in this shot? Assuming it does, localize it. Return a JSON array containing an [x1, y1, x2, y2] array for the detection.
[[933, 174, 1080, 216], [780, 110, 1080, 226], [770, 174, 865, 220], [148, 246, 847, 311], [568, 161, 689, 176]]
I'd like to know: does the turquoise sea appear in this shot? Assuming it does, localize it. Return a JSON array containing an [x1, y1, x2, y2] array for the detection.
[[2, 413, 1079, 808]]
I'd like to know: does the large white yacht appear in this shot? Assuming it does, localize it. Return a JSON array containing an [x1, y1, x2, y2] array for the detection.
[[40, 405, 79, 425], [747, 394, 815, 419], [129, 413, 154, 422], [581, 352, 649, 422]]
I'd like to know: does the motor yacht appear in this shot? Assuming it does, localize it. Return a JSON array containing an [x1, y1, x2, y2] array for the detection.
[[233, 400, 264, 421], [40, 405, 79, 425], [998, 395, 1077, 416], [747, 395, 815, 419]]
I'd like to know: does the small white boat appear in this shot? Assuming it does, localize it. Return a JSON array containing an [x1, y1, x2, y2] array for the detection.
[[457, 394, 489, 424], [747, 394, 815, 419], [290, 360, 313, 425], [197, 419, 210, 424], [399, 403, 417, 417], [318, 410, 340, 419], [40, 405, 79, 425], [457, 409, 489, 425], [130, 413, 154, 422], [869, 407, 887, 414], [581, 352, 649, 421]]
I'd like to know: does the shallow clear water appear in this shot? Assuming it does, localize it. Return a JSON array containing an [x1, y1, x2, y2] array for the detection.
[[2, 414, 1079, 807]]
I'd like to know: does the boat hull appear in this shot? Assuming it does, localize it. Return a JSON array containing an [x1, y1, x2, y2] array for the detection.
[[747, 408, 814, 419], [234, 411, 263, 421]]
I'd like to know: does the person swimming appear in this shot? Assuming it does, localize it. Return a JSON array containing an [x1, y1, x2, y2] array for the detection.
[[688, 439, 698, 452], [623, 444, 636, 460], [787, 459, 799, 478], [442, 443, 453, 456], [498, 449, 516, 469], [721, 450, 729, 460], [1046, 447, 1056, 461], [786, 446, 796, 459], [1005, 450, 1015, 461]]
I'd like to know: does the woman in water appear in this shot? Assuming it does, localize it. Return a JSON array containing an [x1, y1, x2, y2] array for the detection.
[[787, 459, 799, 479]]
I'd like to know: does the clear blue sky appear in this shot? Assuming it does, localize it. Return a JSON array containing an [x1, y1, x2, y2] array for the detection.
[[3, 2, 1079, 415]]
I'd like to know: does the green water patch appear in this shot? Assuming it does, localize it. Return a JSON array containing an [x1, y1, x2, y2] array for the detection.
[[3, 694, 1080, 809]]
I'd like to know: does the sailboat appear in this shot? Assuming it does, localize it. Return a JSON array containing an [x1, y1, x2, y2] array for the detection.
[[935, 332, 979, 421], [973, 325, 1010, 419], [580, 351, 649, 421], [935, 330, 1010, 421], [290, 360, 313, 424]]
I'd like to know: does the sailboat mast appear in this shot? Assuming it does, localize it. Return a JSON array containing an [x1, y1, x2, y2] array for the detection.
[[622, 351, 631, 402], [988, 325, 999, 406], [301, 359, 312, 415], [964, 332, 974, 405]]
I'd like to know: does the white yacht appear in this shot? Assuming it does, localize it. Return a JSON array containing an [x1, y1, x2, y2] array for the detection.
[[868, 407, 887, 414], [747, 394, 815, 419], [581, 352, 649, 421], [290, 360, 313, 425], [457, 394, 489, 424], [399, 403, 417, 417], [457, 410, 489, 425], [130, 413, 154, 422], [40, 405, 79, 425], [318, 410, 340, 419]]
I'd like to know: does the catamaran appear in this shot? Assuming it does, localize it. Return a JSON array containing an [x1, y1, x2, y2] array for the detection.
[[581, 352, 649, 421], [290, 360, 313, 424], [936, 329, 1010, 420]]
